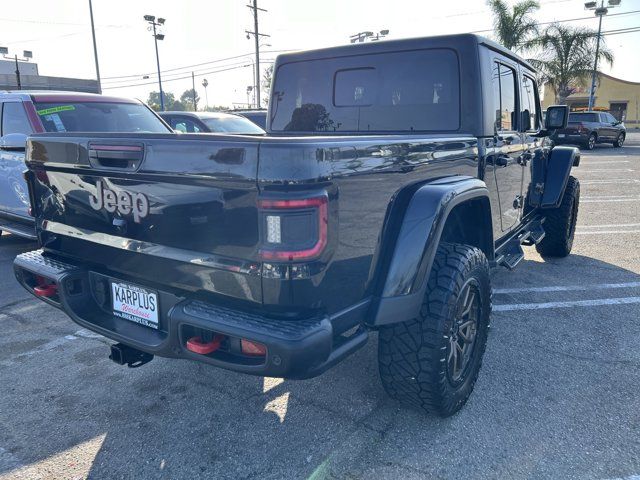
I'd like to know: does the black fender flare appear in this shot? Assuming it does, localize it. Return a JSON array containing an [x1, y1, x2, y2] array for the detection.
[[369, 176, 492, 326], [540, 146, 580, 209]]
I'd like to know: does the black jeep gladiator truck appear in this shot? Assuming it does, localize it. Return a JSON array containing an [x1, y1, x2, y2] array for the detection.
[[14, 34, 579, 416]]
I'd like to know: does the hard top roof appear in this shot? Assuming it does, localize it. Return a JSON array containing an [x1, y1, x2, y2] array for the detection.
[[275, 33, 535, 72]]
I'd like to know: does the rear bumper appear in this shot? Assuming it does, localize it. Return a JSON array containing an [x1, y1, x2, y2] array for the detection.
[[13, 249, 367, 379], [552, 133, 588, 144], [0, 213, 36, 240]]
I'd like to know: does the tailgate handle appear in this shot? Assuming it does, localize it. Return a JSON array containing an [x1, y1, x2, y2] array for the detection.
[[88, 143, 144, 171]]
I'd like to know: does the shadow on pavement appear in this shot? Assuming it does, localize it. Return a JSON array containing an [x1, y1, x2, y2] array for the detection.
[[1, 247, 640, 479]]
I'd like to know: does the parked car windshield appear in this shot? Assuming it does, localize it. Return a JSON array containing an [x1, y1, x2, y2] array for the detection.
[[270, 48, 460, 133], [201, 116, 265, 134], [34, 102, 170, 133], [568, 113, 598, 123]]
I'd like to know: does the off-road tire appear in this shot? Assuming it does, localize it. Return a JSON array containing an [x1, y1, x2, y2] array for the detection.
[[583, 133, 596, 150], [536, 176, 580, 258], [613, 132, 625, 148], [378, 243, 491, 417]]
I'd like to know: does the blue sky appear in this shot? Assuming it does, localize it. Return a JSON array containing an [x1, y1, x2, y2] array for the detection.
[[1, 0, 639, 107]]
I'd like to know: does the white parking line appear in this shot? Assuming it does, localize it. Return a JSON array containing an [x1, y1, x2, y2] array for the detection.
[[580, 169, 635, 173], [582, 198, 640, 203], [580, 223, 640, 228], [580, 159, 630, 163], [494, 282, 640, 294], [581, 179, 639, 184], [576, 230, 640, 235], [493, 297, 640, 311], [0, 329, 104, 368], [582, 194, 640, 200]]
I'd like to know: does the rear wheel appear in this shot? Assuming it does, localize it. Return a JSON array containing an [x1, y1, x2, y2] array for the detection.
[[583, 133, 596, 150], [613, 132, 625, 148], [378, 243, 491, 417], [536, 176, 580, 258]]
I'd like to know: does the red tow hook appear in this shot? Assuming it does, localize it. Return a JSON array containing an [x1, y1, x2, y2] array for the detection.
[[186, 335, 224, 355], [33, 283, 58, 298]]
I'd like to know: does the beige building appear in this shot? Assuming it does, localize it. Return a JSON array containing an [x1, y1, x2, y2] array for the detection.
[[542, 72, 640, 127]]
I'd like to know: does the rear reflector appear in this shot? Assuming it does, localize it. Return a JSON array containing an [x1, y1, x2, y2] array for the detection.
[[186, 335, 223, 355], [241, 339, 267, 356]]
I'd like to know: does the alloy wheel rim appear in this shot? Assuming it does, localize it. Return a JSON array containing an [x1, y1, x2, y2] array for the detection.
[[619, 134, 625, 146], [447, 279, 480, 383], [589, 136, 595, 149]]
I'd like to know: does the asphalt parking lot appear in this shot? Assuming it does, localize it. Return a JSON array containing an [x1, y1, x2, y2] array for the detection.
[[1, 134, 639, 480]]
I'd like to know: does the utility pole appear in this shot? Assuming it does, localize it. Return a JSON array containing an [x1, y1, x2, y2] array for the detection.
[[144, 15, 166, 111], [88, 0, 101, 93], [191, 71, 197, 112], [585, 0, 620, 110], [246, 0, 269, 108]]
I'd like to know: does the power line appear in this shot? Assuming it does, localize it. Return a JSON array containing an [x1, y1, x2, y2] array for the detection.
[[102, 57, 277, 86], [102, 49, 291, 82], [101, 60, 275, 90]]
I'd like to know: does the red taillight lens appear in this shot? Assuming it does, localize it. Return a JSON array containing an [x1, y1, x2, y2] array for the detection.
[[258, 196, 328, 261]]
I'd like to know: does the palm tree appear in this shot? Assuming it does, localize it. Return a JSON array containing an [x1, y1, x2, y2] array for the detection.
[[530, 23, 614, 105], [487, 0, 540, 52]]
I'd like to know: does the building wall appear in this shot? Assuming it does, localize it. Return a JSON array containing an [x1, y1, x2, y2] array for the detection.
[[542, 72, 640, 127], [0, 74, 100, 94]]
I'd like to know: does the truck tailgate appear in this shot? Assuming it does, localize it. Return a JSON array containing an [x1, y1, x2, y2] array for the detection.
[[27, 133, 263, 303]]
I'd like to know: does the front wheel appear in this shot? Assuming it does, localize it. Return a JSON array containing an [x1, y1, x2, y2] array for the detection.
[[536, 176, 580, 258], [613, 133, 625, 148], [378, 243, 491, 417]]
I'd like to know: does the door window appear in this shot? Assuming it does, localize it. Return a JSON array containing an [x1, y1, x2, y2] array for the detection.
[[2, 102, 33, 136], [520, 75, 539, 131], [171, 117, 203, 133], [491, 62, 517, 131]]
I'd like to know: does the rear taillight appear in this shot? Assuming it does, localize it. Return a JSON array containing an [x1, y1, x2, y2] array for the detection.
[[258, 195, 328, 261]]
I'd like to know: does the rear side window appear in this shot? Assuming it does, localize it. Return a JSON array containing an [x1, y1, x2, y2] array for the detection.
[[33, 102, 170, 133], [520, 75, 539, 131], [270, 49, 460, 133], [568, 113, 598, 122], [491, 62, 517, 131], [2, 102, 33, 136]]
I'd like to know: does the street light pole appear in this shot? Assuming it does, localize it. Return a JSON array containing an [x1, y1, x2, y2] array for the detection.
[[585, 0, 620, 110], [202, 78, 209, 110], [145, 15, 166, 111], [88, 0, 102, 93], [14, 54, 21, 90]]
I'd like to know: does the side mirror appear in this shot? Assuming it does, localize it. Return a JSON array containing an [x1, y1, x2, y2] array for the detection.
[[545, 105, 569, 130], [0, 133, 28, 152]]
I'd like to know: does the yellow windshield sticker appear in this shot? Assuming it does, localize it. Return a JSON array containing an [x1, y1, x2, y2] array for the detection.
[[36, 105, 75, 115]]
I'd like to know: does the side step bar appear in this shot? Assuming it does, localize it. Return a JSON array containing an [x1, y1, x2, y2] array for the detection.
[[495, 217, 545, 270]]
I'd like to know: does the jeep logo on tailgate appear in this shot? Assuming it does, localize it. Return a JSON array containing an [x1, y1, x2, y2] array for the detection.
[[89, 180, 149, 223]]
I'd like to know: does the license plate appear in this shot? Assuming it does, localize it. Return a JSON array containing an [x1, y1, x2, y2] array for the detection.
[[111, 282, 159, 329], [558, 134, 565, 138]]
